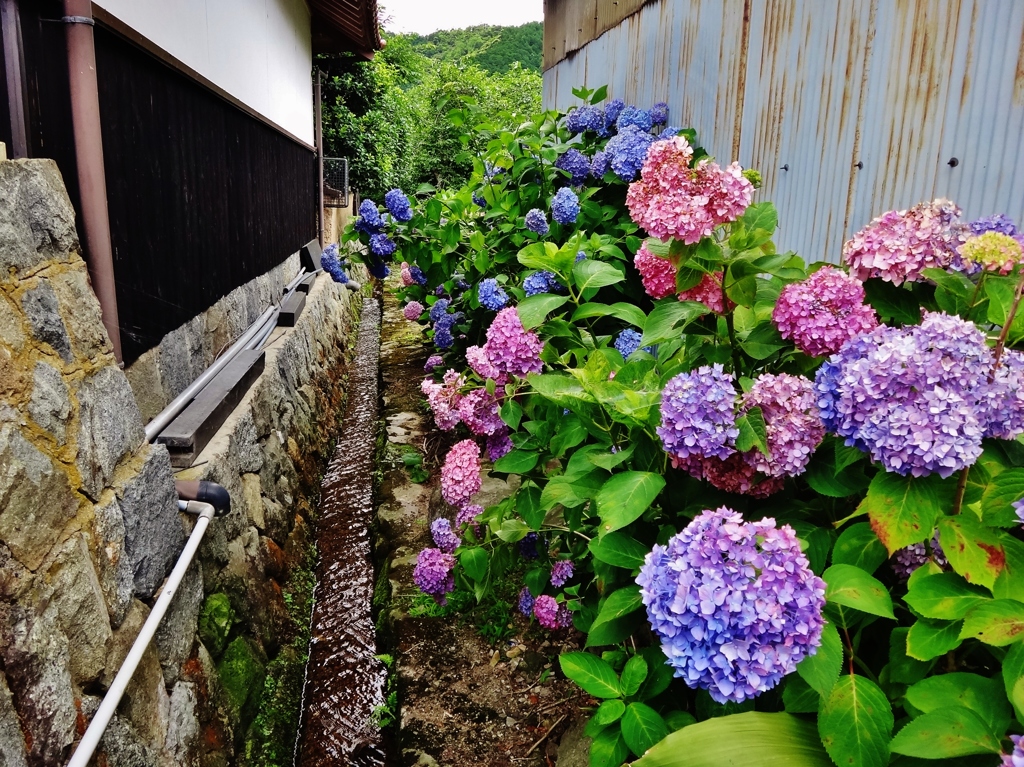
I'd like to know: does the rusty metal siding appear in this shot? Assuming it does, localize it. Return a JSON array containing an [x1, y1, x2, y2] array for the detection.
[[544, 0, 1024, 265], [543, 0, 652, 71]]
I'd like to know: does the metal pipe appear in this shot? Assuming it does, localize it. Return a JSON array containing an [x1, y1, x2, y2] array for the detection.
[[144, 306, 277, 441], [284, 267, 307, 294], [66, 499, 217, 767], [314, 69, 325, 247], [0, 0, 28, 158], [246, 316, 276, 351], [63, 0, 122, 363]]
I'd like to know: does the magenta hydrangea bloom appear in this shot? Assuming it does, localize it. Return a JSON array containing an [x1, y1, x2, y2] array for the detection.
[[403, 301, 424, 321], [772, 267, 879, 357], [458, 388, 504, 436], [466, 344, 501, 382], [637, 508, 826, 704], [486, 427, 514, 461], [626, 137, 753, 243], [687, 453, 785, 498], [957, 231, 1023, 275], [414, 548, 456, 604], [677, 272, 727, 314], [550, 560, 574, 587], [441, 439, 482, 506], [533, 595, 571, 630], [742, 373, 825, 479], [483, 307, 545, 381], [400, 262, 415, 286], [421, 369, 464, 431], [658, 365, 740, 464], [430, 518, 460, 554], [843, 198, 968, 285], [455, 503, 484, 530], [634, 242, 677, 299]]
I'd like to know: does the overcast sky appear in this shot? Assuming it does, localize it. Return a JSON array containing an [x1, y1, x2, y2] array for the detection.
[[379, 0, 544, 35]]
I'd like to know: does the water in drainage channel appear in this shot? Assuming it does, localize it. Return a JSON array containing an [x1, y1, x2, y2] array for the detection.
[[294, 295, 389, 767]]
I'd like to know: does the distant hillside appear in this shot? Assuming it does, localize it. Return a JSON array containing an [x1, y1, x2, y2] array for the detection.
[[404, 22, 543, 74]]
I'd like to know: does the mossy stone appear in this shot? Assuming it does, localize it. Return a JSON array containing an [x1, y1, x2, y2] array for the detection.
[[199, 593, 235, 657], [216, 637, 266, 724]]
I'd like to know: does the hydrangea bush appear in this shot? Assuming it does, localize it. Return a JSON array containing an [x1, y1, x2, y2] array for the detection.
[[344, 85, 1024, 767]]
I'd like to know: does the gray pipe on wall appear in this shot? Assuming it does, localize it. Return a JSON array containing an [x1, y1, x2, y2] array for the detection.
[[64, 0, 123, 363]]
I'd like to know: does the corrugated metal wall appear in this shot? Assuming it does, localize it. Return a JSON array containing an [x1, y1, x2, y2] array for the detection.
[[543, 0, 1024, 264]]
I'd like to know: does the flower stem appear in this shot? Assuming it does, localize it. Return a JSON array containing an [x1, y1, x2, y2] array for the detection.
[[842, 626, 856, 676], [992, 266, 1024, 372], [951, 465, 970, 515]]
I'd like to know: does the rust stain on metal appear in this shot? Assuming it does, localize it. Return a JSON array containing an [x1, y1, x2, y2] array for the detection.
[[1015, 12, 1024, 105], [731, 0, 751, 161]]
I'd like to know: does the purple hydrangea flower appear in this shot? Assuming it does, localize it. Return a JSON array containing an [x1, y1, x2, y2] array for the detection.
[[892, 534, 947, 580], [424, 354, 443, 371], [616, 105, 653, 132], [742, 373, 825, 479], [384, 189, 413, 222], [651, 102, 669, 125], [478, 278, 509, 310], [320, 244, 349, 284], [555, 149, 591, 186], [525, 209, 550, 235], [564, 105, 605, 135], [1015, 498, 1024, 526], [970, 213, 1021, 238], [519, 532, 540, 560], [486, 427, 514, 461], [657, 365, 740, 464], [369, 233, 396, 258], [456, 503, 484, 530], [402, 301, 423, 320], [772, 267, 879, 357], [433, 319, 456, 349], [458, 388, 504, 436], [575, 251, 587, 263], [637, 507, 826, 704], [533, 595, 570, 630], [409, 265, 427, 285], [606, 125, 655, 181], [441, 439, 482, 506], [472, 192, 486, 207], [414, 547, 456, 604], [355, 199, 383, 235], [480, 307, 544, 381], [551, 187, 581, 225], [1001, 735, 1024, 767], [518, 587, 535, 617], [550, 560, 574, 587], [430, 518, 460, 554], [590, 151, 610, 179]]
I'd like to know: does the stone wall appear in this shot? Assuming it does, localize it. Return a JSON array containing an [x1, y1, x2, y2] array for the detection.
[[0, 159, 364, 766]]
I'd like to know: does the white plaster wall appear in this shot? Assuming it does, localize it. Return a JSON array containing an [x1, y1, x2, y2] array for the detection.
[[94, 0, 314, 145]]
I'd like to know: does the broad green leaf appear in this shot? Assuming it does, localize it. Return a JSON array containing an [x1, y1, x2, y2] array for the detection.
[[496, 518, 529, 543], [588, 532, 649, 570], [980, 468, 1024, 527], [937, 516, 1005, 589], [639, 300, 709, 347], [783, 674, 821, 713], [994, 535, 1024, 600], [904, 572, 991, 620], [862, 472, 952, 554], [593, 698, 626, 726], [540, 472, 604, 509], [621, 703, 668, 757], [740, 202, 779, 238], [863, 278, 921, 324], [633, 712, 832, 767], [459, 548, 488, 583], [663, 711, 696, 731], [516, 293, 570, 329], [573, 259, 625, 291], [586, 586, 644, 648], [796, 622, 843, 696], [595, 471, 666, 536], [634, 646, 674, 702], [959, 599, 1024, 646], [832, 523, 888, 575], [588, 443, 637, 471], [500, 399, 523, 429], [527, 373, 594, 407], [890, 706, 1001, 758], [823, 564, 895, 619], [805, 457, 871, 498], [726, 274, 758, 307], [818, 674, 893, 767], [738, 323, 787, 359], [589, 726, 629, 767], [492, 449, 538, 474], [905, 618, 963, 661], [735, 408, 769, 455], [619, 656, 648, 697], [517, 484, 545, 531], [905, 673, 1010, 732], [571, 301, 647, 329], [888, 628, 932, 685], [558, 652, 620, 698], [550, 416, 588, 458], [517, 241, 560, 271], [1002, 643, 1024, 723]]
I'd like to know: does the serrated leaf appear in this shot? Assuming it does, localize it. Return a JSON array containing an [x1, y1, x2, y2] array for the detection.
[[595, 471, 665, 536], [588, 532, 649, 570], [621, 703, 668, 757], [818, 674, 893, 767], [619, 656, 648, 697], [906, 618, 963, 661], [823, 564, 895, 619], [492, 449, 538, 474], [593, 698, 626, 726], [980, 468, 1024, 527], [571, 301, 647, 329], [573, 259, 624, 291], [863, 278, 922, 324], [459, 548, 488, 583], [905, 673, 1010, 733], [516, 294, 570, 329], [832, 523, 888, 574], [890, 706, 1001, 758], [797, 622, 843, 696], [937, 516, 1005, 589], [959, 599, 1024, 646], [739, 323, 787, 359], [905, 572, 991, 620], [639, 300, 709, 347], [527, 373, 594, 408], [863, 472, 952, 555], [559, 652, 620, 698], [735, 408, 769, 455]]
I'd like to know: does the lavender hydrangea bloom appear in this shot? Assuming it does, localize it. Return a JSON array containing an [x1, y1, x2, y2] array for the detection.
[[970, 213, 1021, 238], [555, 149, 591, 186], [518, 587, 535, 616], [384, 189, 413, 222], [651, 102, 669, 125], [519, 532, 540, 560], [892, 534, 947, 580], [550, 560, 574, 587], [320, 245, 349, 284], [616, 105, 653, 131], [637, 508, 826, 704], [430, 518, 460, 554], [478, 278, 509, 310], [369, 233, 396, 258], [525, 209, 549, 235], [564, 105, 605, 134], [413, 548, 456, 604], [424, 354, 443, 371], [657, 365, 740, 464], [456, 503, 484, 530], [551, 187, 581, 225], [409, 265, 427, 285], [1015, 499, 1024, 526], [486, 428, 513, 461], [590, 151, 611, 179], [1001, 735, 1024, 767], [355, 199, 383, 235], [606, 125, 655, 181]]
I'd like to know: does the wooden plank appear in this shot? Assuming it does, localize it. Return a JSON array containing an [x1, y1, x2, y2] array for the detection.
[[157, 350, 265, 467], [279, 292, 306, 326]]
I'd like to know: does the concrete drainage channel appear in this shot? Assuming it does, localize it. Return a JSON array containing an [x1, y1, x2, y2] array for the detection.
[[295, 293, 390, 766]]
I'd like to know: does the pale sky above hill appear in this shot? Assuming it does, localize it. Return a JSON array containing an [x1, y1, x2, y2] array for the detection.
[[379, 0, 544, 35]]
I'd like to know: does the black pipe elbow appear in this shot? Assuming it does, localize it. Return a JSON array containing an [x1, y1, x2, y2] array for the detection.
[[175, 480, 231, 516]]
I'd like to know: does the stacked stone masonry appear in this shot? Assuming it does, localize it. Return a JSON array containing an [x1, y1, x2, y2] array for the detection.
[[0, 159, 364, 766]]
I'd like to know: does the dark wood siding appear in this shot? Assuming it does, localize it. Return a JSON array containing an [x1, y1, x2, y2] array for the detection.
[[13, 0, 317, 363]]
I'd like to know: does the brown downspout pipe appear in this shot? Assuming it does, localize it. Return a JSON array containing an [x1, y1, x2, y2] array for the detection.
[[63, 0, 122, 363], [314, 68, 324, 247]]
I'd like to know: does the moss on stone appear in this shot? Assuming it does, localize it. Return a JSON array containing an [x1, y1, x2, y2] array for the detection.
[[199, 592, 235, 658], [216, 637, 266, 723]]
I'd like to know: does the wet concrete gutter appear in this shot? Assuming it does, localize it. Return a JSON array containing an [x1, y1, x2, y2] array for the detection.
[[295, 295, 387, 767]]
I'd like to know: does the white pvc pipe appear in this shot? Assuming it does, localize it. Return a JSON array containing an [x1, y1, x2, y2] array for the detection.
[[247, 317, 277, 351], [66, 501, 216, 767]]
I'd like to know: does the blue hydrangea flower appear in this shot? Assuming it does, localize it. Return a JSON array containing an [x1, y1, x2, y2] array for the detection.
[[478, 278, 509, 310], [590, 151, 610, 179], [604, 98, 625, 125], [473, 192, 486, 207], [384, 189, 413, 222], [355, 199, 383, 235], [551, 188, 580, 225], [429, 299, 451, 323], [575, 251, 587, 263], [525, 209, 549, 235], [637, 508, 826, 704], [555, 149, 591, 186], [657, 364, 739, 463], [564, 105, 605, 135], [614, 329, 653, 359], [369, 233, 396, 258], [367, 258, 389, 279], [660, 126, 682, 138], [605, 125, 655, 181], [518, 587, 535, 616], [484, 161, 503, 180], [519, 532, 540, 560], [409, 265, 427, 285], [524, 271, 563, 297], [970, 214, 1021, 238], [616, 105, 653, 132], [651, 102, 669, 125], [320, 245, 349, 285]]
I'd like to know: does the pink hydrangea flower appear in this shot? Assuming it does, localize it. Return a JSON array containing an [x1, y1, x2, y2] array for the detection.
[[466, 344, 502, 382], [466, 308, 544, 386], [400, 262, 415, 286], [678, 272, 728, 314], [843, 198, 969, 285], [741, 373, 825, 479], [458, 389, 504, 436], [421, 369, 464, 430], [533, 595, 572, 630], [772, 266, 879, 357], [634, 242, 677, 298], [441, 439, 482, 506], [403, 301, 424, 321], [957, 231, 1023, 275]]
